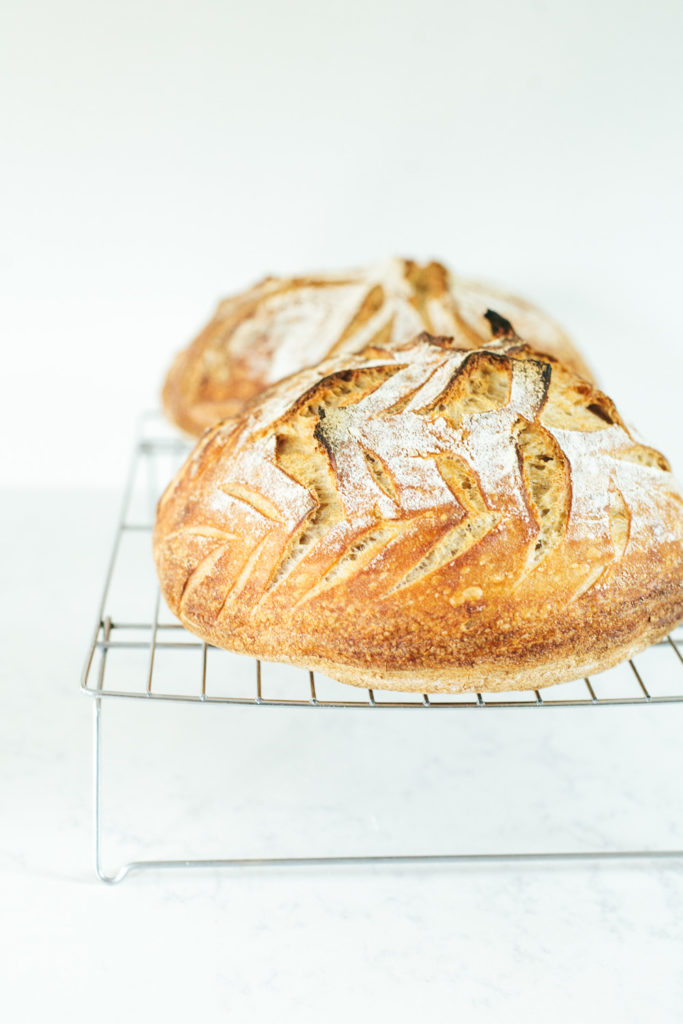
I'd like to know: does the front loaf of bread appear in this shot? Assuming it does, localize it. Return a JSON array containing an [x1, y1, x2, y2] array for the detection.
[[154, 332, 683, 693]]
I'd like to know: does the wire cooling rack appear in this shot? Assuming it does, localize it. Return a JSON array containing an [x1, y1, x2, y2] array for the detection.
[[82, 413, 683, 881]]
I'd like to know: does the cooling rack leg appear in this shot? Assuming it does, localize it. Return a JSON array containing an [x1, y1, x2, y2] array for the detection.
[[93, 698, 134, 884], [93, 698, 111, 883]]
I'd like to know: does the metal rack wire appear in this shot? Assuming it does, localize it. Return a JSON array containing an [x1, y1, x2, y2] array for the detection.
[[82, 413, 683, 881]]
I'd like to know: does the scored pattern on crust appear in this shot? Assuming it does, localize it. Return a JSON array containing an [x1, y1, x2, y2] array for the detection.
[[160, 333, 678, 626], [162, 258, 593, 435]]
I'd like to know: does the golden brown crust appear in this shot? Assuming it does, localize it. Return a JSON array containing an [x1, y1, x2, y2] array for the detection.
[[162, 258, 592, 436], [154, 333, 682, 693]]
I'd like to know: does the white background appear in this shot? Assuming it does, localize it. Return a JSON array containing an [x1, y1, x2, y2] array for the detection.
[[3, 3, 683, 1022], [2, 0, 682, 485]]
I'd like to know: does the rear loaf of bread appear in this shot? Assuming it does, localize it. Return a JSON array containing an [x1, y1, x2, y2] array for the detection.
[[154, 330, 682, 693], [162, 257, 592, 435]]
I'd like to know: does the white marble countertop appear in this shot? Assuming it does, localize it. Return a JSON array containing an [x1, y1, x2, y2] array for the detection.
[[2, 490, 683, 1022]]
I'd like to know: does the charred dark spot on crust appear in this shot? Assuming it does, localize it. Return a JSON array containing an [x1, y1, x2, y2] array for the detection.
[[536, 359, 553, 414], [313, 416, 334, 459], [586, 402, 614, 425], [484, 309, 516, 339]]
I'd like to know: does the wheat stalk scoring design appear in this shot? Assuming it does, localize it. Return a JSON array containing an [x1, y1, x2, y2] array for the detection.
[[160, 334, 673, 626]]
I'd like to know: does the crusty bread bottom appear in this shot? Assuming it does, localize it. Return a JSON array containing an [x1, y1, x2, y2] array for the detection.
[[189, 617, 672, 695], [316, 627, 671, 693]]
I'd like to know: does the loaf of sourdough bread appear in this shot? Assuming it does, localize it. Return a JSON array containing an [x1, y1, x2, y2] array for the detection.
[[162, 258, 591, 436], [154, 329, 681, 693]]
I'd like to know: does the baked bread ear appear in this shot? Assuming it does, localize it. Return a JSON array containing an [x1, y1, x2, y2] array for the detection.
[[162, 258, 591, 436], [154, 330, 682, 693]]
